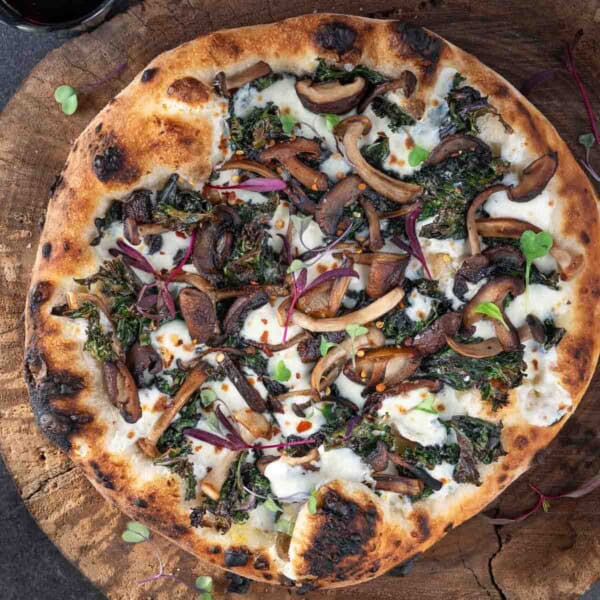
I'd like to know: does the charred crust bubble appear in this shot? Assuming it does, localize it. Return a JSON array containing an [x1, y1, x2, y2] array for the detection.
[[226, 573, 250, 594], [167, 77, 210, 105], [414, 512, 430, 542], [24, 347, 87, 451], [252, 555, 269, 570], [141, 67, 158, 82], [133, 498, 148, 508], [90, 460, 115, 490], [29, 281, 53, 319], [49, 173, 64, 199], [305, 490, 378, 579], [224, 547, 250, 567], [394, 22, 441, 72], [93, 145, 124, 182], [41, 242, 52, 259], [315, 21, 357, 55]]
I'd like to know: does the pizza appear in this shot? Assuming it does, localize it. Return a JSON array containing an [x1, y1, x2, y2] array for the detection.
[[25, 13, 600, 590]]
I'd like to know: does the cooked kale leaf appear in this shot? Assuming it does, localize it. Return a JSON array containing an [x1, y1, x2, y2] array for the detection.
[[543, 318, 566, 349], [229, 102, 285, 158], [313, 58, 387, 85], [361, 136, 390, 169], [371, 96, 415, 130], [65, 302, 116, 362], [90, 201, 123, 246], [402, 443, 460, 469]]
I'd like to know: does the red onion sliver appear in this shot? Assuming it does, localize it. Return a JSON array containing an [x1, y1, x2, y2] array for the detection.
[[208, 177, 287, 193]]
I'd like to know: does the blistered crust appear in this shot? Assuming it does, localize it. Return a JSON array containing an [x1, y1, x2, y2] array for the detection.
[[24, 13, 600, 588]]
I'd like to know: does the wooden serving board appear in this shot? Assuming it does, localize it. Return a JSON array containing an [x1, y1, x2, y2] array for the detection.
[[1, 1, 599, 598]]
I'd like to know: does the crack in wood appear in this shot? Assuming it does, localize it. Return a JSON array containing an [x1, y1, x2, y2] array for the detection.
[[457, 539, 495, 599], [22, 464, 77, 503], [488, 525, 507, 600]]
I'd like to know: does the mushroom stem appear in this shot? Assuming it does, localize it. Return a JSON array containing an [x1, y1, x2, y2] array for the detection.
[[233, 409, 272, 439], [200, 450, 240, 501], [137, 366, 208, 458], [219, 159, 278, 178], [466, 184, 507, 255], [280, 448, 319, 466], [373, 474, 424, 496], [445, 335, 505, 358]]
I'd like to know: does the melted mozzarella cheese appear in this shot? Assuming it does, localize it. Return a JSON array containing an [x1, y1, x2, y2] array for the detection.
[[151, 320, 198, 368], [505, 284, 569, 328], [425, 462, 459, 500], [274, 395, 325, 439], [267, 346, 312, 391], [320, 152, 352, 181], [240, 299, 303, 344], [484, 187, 556, 232], [406, 288, 434, 322]]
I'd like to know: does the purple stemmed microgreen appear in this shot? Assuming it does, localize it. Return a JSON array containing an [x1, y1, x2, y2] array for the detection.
[[281, 265, 359, 343], [207, 177, 287, 193], [184, 404, 317, 451], [121, 521, 213, 598], [392, 204, 432, 279], [486, 472, 600, 526], [298, 221, 354, 264]]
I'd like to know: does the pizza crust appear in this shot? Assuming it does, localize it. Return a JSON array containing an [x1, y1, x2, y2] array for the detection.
[[25, 14, 600, 588]]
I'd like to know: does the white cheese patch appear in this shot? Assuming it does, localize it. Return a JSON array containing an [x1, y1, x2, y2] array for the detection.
[[320, 152, 352, 181], [425, 462, 459, 500], [240, 298, 303, 344], [505, 283, 569, 328], [434, 386, 483, 419], [484, 187, 556, 232], [150, 319, 198, 368], [273, 395, 325, 439], [406, 289, 434, 322], [202, 374, 268, 413], [267, 346, 312, 392], [334, 372, 367, 409]]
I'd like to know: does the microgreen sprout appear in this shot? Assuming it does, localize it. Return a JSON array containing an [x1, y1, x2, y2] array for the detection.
[[264, 496, 282, 512], [121, 521, 212, 597], [474, 301, 509, 330], [408, 144, 430, 167], [307, 489, 318, 514], [323, 113, 342, 131], [287, 259, 306, 274], [274, 360, 292, 382], [414, 395, 438, 414], [275, 517, 295, 535], [54, 85, 78, 115], [280, 113, 298, 135], [520, 230, 553, 295], [320, 336, 337, 357], [345, 323, 368, 368], [200, 388, 217, 407]]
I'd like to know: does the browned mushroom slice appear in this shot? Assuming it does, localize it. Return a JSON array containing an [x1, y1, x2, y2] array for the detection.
[[218, 158, 278, 178], [280, 448, 320, 466], [311, 327, 385, 392], [223, 289, 269, 335], [445, 335, 505, 358], [67, 291, 112, 322], [373, 474, 424, 496], [200, 449, 240, 501], [357, 71, 417, 114], [315, 175, 363, 235], [260, 138, 328, 191], [508, 152, 558, 202], [466, 184, 508, 255], [284, 287, 405, 332], [214, 61, 272, 96], [123, 216, 141, 246], [103, 360, 142, 423], [360, 197, 384, 250], [334, 116, 422, 204], [233, 409, 271, 439], [295, 77, 367, 114], [137, 366, 208, 458], [221, 354, 267, 413], [518, 314, 546, 344], [387, 453, 443, 490], [178, 288, 218, 343], [425, 134, 491, 167], [344, 347, 421, 388], [366, 253, 408, 299], [126, 342, 162, 387], [366, 440, 389, 472], [370, 379, 442, 400], [297, 281, 335, 318], [408, 312, 463, 356], [287, 181, 318, 215]]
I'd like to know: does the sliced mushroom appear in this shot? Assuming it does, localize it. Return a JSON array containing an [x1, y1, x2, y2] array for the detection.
[[373, 474, 424, 496], [287, 181, 318, 215], [508, 152, 558, 202], [334, 116, 422, 203], [425, 134, 491, 167], [214, 61, 272, 96], [357, 71, 418, 114], [280, 448, 320, 466], [221, 354, 267, 413], [126, 342, 162, 388], [260, 138, 328, 191], [256, 455, 278, 475], [366, 440, 389, 472], [408, 312, 463, 356], [178, 288, 218, 344], [315, 175, 363, 235], [66, 291, 112, 324], [123, 216, 141, 246], [137, 366, 208, 458], [387, 453, 443, 491], [295, 77, 367, 114], [466, 184, 508, 255], [310, 327, 385, 392], [284, 287, 405, 332], [200, 449, 240, 501], [297, 281, 336, 318], [219, 158, 278, 178], [366, 253, 407, 298], [360, 197, 384, 250], [223, 290, 269, 335], [518, 314, 546, 344], [103, 360, 142, 423], [369, 378, 442, 401], [233, 409, 271, 439], [446, 335, 505, 358], [344, 347, 421, 388]]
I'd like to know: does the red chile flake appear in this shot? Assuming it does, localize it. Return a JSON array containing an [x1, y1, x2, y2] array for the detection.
[[296, 420, 311, 433]]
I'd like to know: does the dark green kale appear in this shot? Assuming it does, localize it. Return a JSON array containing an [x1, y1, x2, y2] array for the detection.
[[90, 201, 123, 246], [158, 450, 197, 501], [382, 279, 451, 345], [439, 73, 494, 138], [361, 135, 390, 169], [154, 174, 212, 229], [190, 453, 272, 533], [155, 368, 188, 396], [416, 346, 526, 410], [371, 96, 415, 131], [65, 302, 116, 362], [412, 148, 509, 239], [235, 198, 278, 224], [313, 58, 387, 85], [337, 419, 396, 458], [111, 295, 151, 349], [543, 318, 566, 349], [75, 258, 139, 299], [251, 72, 281, 91], [229, 102, 285, 157], [402, 443, 460, 470]]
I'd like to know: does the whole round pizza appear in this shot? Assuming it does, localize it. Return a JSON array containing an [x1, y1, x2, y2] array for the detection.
[[25, 13, 600, 590]]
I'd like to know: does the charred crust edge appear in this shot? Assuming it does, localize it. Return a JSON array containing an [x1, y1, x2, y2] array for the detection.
[[315, 21, 358, 55], [394, 22, 442, 72], [141, 67, 159, 82]]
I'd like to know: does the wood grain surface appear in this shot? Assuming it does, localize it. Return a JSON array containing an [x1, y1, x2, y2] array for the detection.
[[0, 1, 599, 598]]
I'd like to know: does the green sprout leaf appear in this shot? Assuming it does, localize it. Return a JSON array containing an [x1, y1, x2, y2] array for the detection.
[[307, 489, 318, 514], [323, 113, 341, 131], [287, 258, 306, 273], [280, 113, 297, 135], [345, 324, 368, 369], [520, 230, 553, 293], [121, 521, 150, 543], [414, 395, 438, 414], [54, 85, 78, 115], [579, 132, 595, 149], [320, 336, 337, 357], [264, 496, 282, 512], [474, 301, 508, 330], [195, 576, 213, 593], [408, 145, 430, 167], [200, 388, 217, 407], [273, 360, 291, 382], [275, 517, 295, 535]]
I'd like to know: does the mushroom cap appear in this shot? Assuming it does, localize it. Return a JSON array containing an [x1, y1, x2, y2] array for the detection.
[[295, 77, 367, 114]]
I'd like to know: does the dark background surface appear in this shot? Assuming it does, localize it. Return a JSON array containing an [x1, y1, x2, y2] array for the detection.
[[0, 4, 599, 600]]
